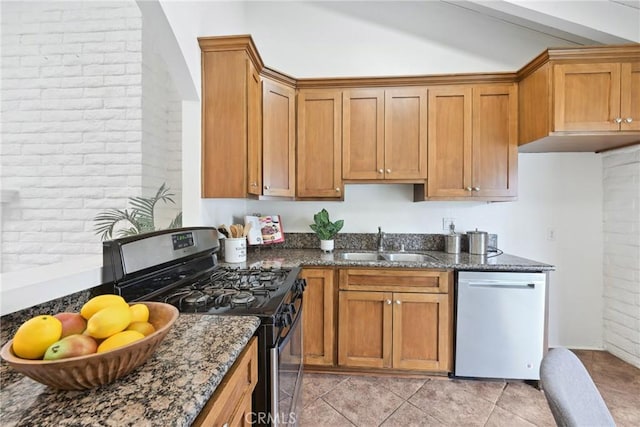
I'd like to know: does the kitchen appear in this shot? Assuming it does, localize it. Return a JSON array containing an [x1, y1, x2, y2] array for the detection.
[[1, 0, 639, 426]]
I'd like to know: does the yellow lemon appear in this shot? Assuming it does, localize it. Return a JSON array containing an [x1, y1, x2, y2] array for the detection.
[[12, 315, 62, 359], [97, 330, 144, 353], [129, 304, 149, 323], [85, 304, 132, 339], [80, 295, 128, 320], [126, 321, 156, 337]]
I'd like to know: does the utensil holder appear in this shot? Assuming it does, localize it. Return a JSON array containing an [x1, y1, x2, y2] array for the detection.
[[224, 238, 247, 263]]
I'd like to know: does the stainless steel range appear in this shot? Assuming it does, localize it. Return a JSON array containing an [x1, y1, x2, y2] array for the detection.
[[96, 227, 305, 426]]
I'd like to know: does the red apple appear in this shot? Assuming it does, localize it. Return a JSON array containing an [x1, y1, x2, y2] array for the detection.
[[53, 312, 87, 337]]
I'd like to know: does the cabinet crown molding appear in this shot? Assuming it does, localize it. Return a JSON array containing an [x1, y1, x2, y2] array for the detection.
[[517, 43, 640, 80]]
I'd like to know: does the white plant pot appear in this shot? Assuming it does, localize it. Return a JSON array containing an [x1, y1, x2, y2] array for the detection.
[[320, 239, 334, 253]]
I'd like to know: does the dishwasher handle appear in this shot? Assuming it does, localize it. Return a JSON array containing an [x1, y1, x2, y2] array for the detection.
[[465, 281, 536, 290]]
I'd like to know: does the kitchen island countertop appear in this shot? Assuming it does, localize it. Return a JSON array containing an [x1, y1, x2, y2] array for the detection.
[[233, 247, 554, 271], [0, 314, 260, 427]]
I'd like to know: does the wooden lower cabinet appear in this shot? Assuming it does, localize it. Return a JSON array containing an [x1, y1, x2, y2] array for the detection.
[[337, 269, 453, 373], [338, 290, 392, 369], [192, 337, 258, 427], [300, 268, 336, 366]]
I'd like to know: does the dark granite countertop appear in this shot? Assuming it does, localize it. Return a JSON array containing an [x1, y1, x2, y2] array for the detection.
[[233, 247, 554, 272], [0, 314, 260, 427]]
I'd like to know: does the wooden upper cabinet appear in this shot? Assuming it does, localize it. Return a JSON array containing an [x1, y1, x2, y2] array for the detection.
[[554, 63, 621, 132], [621, 62, 640, 132], [201, 50, 249, 198], [424, 84, 517, 200], [427, 87, 472, 198], [247, 61, 262, 196], [554, 61, 640, 132], [297, 90, 343, 198], [343, 88, 427, 181], [384, 88, 428, 180], [300, 268, 336, 366], [472, 84, 518, 198], [262, 78, 296, 197], [342, 89, 385, 180], [518, 46, 640, 152]]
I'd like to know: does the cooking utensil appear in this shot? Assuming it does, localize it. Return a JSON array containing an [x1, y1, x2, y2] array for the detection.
[[236, 224, 244, 238], [217, 227, 229, 238], [220, 224, 232, 238], [229, 224, 238, 238], [243, 222, 252, 237]]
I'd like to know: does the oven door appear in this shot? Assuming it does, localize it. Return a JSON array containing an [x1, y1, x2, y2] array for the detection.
[[270, 296, 303, 426]]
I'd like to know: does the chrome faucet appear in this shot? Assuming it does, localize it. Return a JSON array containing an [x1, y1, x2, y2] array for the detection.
[[377, 226, 385, 252]]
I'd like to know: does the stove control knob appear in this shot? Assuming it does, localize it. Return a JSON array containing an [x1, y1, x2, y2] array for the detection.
[[294, 279, 307, 293], [283, 303, 294, 317], [276, 312, 293, 328]]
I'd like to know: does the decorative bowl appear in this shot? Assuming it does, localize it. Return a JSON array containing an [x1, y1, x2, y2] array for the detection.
[[0, 301, 178, 390]]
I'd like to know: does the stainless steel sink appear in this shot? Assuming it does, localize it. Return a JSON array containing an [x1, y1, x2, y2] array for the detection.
[[338, 252, 438, 262], [338, 252, 384, 261], [382, 253, 438, 262]]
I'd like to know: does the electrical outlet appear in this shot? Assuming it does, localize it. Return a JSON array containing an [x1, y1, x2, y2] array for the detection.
[[547, 228, 556, 241], [442, 218, 455, 231]]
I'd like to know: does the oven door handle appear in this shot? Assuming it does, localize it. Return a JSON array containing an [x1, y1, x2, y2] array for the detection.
[[276, 294, 303, 349], [271, 294, 303, 424]]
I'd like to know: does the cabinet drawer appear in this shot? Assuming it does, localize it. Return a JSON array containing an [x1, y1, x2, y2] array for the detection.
[[339, 268, 452, 293], [192, 337, 258, 427]]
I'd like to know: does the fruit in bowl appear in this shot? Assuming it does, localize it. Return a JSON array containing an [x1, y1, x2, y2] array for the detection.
[[0, 299, 178, 390]]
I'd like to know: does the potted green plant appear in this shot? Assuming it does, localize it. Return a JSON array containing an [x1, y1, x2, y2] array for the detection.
[[309, 209, 344, 252]]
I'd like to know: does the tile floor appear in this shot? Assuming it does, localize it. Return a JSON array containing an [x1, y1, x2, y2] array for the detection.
[[299, 350, 640, 426]]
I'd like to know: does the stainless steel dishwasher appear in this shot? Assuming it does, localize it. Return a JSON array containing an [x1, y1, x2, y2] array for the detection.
[[455, 271, 547, 380]]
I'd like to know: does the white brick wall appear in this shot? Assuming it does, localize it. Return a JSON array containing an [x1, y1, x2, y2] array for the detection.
[[1, 1, 182, 273], [602, 145, 640, 368]]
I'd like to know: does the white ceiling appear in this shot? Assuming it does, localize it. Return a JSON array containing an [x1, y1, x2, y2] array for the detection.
[[457, 0, 640, 44]]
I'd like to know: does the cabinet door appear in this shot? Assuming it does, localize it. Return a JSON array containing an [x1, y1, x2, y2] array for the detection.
[[262, 79, 295, 197], [620, 62, 640, 131], [301, 268, 336, 366], [247, 61, 262, 195], [472, 84, 518, 198], [554, 63, 621, 132], [338, 291, 392, 369], [342, 89, 384, 180], [392, 292, 451, 372], [201, 50, 248, 198], [384, 88, 428, 180], [427, 86, 472, 198], [297, 90, 343, 198]]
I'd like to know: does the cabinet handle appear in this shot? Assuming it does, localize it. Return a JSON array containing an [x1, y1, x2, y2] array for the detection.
[[395, 300, 401, 305], [472, 187, 480, 192], [335, 188, 340, 192], [264, 185, 270, 190], [614, 117, 623, 124], [386, 169, 391, 174], [465, 187, 472, 191], [386, 299, 392, 305], [378, 169, 384, 174], [625, 117, 633, 124]]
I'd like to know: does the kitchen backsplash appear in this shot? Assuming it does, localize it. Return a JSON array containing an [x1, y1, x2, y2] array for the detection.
[[254, 232, 498, 252]]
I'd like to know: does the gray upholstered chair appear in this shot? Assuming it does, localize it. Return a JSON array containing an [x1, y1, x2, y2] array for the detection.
[[540, 347, 616, 427]]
